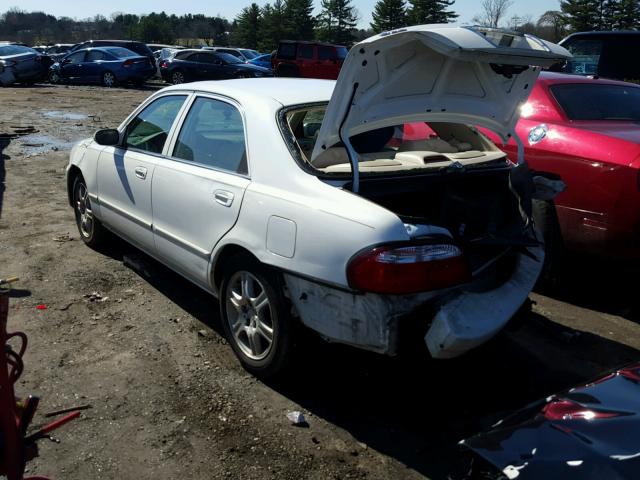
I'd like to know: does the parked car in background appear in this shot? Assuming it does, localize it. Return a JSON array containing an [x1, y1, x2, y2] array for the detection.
[[45, 43, 74, 61], [552, 31, 640, 82], [159, 49, 272, 84], [70, 40, 154, 63], [202, 46, 260, 62], [455, 362, 640, 480], [481, 72, 640, 269], [248, 53, 272, 70], [66, 25, 569, 377], [49, 47, 155, 87], [272, 40, 347, 79], [31, 45, 48, 53], [147, 43, 185, 53], [0, 43, 49, 86]]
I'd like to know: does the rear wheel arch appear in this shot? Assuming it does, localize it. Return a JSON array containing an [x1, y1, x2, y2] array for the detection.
[[212, 244, 261, 293]]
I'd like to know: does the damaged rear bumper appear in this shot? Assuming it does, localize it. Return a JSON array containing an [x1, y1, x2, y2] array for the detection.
[[284, 245, 543, 358]]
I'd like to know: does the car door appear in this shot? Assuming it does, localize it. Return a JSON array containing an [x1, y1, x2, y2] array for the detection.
[[96, 94, 189, 252], [200, 53, 226, 79], [83, 49, 107, 83], [188, 53, 209, 80], [152, 95, 250, 287], [297, 44, 315, 78], [60, 51, 86, 81]]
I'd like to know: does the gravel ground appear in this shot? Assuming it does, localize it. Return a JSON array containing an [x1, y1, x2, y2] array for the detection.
[[1, 83, 639, 480]]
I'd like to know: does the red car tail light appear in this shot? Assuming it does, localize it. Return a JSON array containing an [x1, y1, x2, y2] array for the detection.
[[123, 59, 133, 68], [542, 399, 622, 421], [347, 243, 470, 295], [159, 61, 168, 69]]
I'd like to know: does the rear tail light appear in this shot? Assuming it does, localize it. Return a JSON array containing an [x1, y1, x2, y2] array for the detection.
[[123, 59, 133, 68], [35, 55, 42, 62], [542, 399, 622, 421], [347, 243, 470, 295], [160, 61, 168, 69]]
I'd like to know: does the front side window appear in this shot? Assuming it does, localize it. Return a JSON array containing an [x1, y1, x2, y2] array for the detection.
[[65, 52, 86, 64], [563, 39, 602, 75], [124, 95, 186, 154], [550, 83, 640, 121], [172, 97, 247, 174], [278, 43, 296, 59]]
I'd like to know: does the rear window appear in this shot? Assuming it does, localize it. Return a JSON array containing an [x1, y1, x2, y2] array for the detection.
[[278, 43, 296, 60], [550, 83, 640, 121], [318, 46, 335, 60], [0, 45, 35, 56], [562, 39, 602, 75]]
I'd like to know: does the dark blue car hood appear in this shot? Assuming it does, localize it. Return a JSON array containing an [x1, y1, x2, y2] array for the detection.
[[458, 363, 640, 479]]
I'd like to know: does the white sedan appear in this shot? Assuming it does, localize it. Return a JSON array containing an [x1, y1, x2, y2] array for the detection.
[[66, 25, 570, 377]]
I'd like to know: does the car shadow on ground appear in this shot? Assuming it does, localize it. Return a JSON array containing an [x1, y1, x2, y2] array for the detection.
[[97, 237, 640, 479], [538, 253, 640, 322]]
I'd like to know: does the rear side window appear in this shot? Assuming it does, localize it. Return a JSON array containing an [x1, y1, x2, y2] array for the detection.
[[563, 39, 602, 75], [550, 83, 640, 121], [172, 97, 247, 174], [125, 95, 186, 154], [318, 46, 335, 60], [278, 43, 296, 59], [174, 51, 193, 60], [299, 45, 314, 59], [0, 45, 35, 56], [86, 50, 107, 62]]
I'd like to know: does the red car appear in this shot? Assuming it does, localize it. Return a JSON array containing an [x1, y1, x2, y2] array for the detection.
[[482, 72, 640, 261], [272, 40, 347, 79]]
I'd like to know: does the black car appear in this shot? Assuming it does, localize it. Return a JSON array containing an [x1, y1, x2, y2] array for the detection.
[[553, 31, 640, 82], [159, 50, 272, 84], [0, 44, 48, 86], [44, 43, 74, 62], [70, 40, 154, 62]]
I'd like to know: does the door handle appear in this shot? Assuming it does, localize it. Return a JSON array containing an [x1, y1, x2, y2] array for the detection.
[[214, 190, 234, 207], [134, 166, 147, 179]]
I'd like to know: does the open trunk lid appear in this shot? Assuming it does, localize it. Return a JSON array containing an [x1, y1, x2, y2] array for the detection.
[[311, 25, 571, 164]]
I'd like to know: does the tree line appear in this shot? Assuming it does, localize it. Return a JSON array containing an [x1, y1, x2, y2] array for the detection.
[[1, 0, 638, 52]]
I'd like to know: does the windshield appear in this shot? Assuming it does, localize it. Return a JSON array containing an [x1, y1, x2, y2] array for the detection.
[[240, 49, 258, 59], [283, 105, 504, 176], [562, 39, 601, 75], [551, 83, 640, 121], [0, 45, 36, 56], [219, 52, 242, 64]]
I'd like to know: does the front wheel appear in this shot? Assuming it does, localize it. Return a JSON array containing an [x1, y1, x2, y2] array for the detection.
[[48, 70, 61, 84], [219, 255, 294, 378], [72, 175, 107, 248]]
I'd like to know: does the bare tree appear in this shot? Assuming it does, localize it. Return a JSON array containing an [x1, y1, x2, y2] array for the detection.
[[472, 0, 514, 28], [536, 10, 567, 42]]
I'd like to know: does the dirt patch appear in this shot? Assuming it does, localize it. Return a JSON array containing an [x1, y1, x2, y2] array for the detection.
[[1, 83, 639, 480]]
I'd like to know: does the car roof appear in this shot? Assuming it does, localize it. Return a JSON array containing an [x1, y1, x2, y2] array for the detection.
[[563, 30, 640, 38], [538, 71, 639, 87], [279, 40, 344, 47], [162, 78, 335, 107]]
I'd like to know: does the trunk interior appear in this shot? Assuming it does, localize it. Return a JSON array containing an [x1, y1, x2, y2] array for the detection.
[[353, 166, 537, 289]]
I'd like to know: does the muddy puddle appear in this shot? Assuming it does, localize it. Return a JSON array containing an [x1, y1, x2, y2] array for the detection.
[[19, 134, 78, 155], [43, 110, 88, 121]]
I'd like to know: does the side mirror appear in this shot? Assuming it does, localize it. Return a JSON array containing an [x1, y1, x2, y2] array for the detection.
[[94, 129, 120, 146]]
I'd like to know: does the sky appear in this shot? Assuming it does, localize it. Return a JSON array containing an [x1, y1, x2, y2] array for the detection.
[[9, 0, 561, 29]]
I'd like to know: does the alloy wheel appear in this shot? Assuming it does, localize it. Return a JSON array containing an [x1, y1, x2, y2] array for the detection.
[[172, 71, 184, 84], [224, 271, 274, 361], [103, 72, 116, 87]]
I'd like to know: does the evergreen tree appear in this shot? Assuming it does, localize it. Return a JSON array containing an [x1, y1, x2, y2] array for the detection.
[[614, 0, 640, 29], [231, 3, 261, 49], [284, 0, 315, 40], [315, 0, 358, 44], [370, 0, 407, 33], [406, 0, 458, 25], [560, 0, 601, 31], [259, 0, 287, 51]]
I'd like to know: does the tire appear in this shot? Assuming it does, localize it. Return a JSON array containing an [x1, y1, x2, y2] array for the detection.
[[72, 175, 107, 248], [171, 70, 185, 85], [101, 71, 117, 87], [219, 254, 294, 378], [532, 199, 563, 289], [48, 70, 61, 84]]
